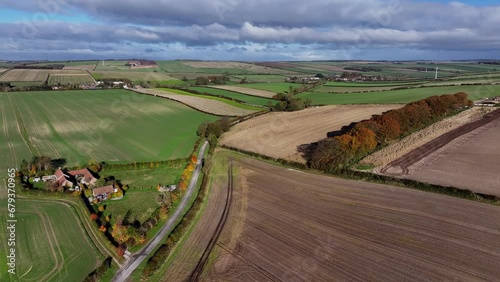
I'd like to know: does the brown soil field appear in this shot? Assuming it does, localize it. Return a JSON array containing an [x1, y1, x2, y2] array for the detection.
[[161, 157, 230, 281], [202, 154, 500, 281], [63, 65, 96, 71], [210, 85, 276, 98], [220, 105, 400, 163], [0, 69, 86, 82], [399, 110, 500, 196], [133, 89, 258, 116], [361, 107, 495, 167]]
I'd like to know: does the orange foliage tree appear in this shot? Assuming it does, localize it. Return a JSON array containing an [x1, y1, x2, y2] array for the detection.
[[90, 213, 98, 221]]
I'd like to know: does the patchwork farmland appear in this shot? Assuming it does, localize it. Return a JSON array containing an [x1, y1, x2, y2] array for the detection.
[[134, 88, 263, 116], [0, 90, 217, 174], [201, 154, 500, 281], [0, 69, 87, 82], [220, 104, 400, 162]]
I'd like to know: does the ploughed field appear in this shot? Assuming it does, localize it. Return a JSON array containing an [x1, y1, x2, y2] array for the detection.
[[392, 109, 500, 196], [220, 104, 400, 162], [202, 155, 500, 281]]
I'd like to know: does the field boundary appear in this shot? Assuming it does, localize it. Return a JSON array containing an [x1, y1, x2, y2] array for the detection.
[[130, 89, 230, 117], [219, 146, 500, 206], [188, 160, 234, 281]]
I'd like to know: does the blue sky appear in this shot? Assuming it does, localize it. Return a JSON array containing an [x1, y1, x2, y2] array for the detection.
[[1, 0, 500, 61]]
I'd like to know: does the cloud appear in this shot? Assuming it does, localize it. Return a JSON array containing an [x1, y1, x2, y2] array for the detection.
[[1, 0, 500, 60]]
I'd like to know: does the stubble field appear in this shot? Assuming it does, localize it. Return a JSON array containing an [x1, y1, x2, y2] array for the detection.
[[134, 88, 262, 116], [210, 85, 277, 98], [220, 104, 400, 162], [202, 155, 500, 281]]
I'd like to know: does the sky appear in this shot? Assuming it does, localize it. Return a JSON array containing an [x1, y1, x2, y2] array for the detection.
[[1, 0, 500, 61]]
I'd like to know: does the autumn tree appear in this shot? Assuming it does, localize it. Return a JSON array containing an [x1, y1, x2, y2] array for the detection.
[[90, 213, 98, 221], [99, 225, 107, 232]]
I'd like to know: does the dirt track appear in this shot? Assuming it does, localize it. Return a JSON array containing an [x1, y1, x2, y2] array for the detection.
[[203, 154, 500, 282], [361, 107, 494, 167], [221, 105, 400, 163], [381, 108, 500, 176], [401, 110, 500, 196]]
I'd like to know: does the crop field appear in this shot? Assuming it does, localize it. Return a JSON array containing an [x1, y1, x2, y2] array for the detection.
[[0, 199, 102, 282], [0, 90, 217, 174], [0, 69, 86, 82], [231, 74, 286, 83], [313, 85, 402, 93], [323, 81, 425, 87], [63, 65, 96, 71], [47, 74, 96, 85], [220, 104, 399, 162], [135, 88, 262, 116], [298, 84, 500, 105], [210, 85, 276, 98], [93, 60, 132, 71], [190, 87, 273, 106], [396, 110, 500, 196], [157, 60, 293, 75], [201, 154, 500, 281], [91, 71, 177, 82], [0, 68, 7, 74], [238, 82, 301, 93]]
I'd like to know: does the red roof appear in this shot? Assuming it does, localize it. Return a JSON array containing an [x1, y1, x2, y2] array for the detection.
[[69, 168, 97, 183], [92, 185, 114, 197]]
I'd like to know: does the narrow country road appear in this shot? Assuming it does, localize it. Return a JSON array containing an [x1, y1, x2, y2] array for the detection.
[[112, 141, 209, 282]]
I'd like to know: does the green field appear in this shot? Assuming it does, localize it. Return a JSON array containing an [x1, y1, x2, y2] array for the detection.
[[48, 74, 96, 86], [323, 81, 425, 87], [0, 199, 102, 282], [0, 90, 217, 174], [104, 191, 162, 225], [160, 88, 264, 110], [190, 87, 273, 106], [297, 84, 500, 105], [238, 82, 301, 93], [101, 162, 183, 190], [93, 60, 132, 71]]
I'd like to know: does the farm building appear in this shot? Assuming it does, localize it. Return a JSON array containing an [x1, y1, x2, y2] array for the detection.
[[92, 185, 115, 201], [54, 168, 74, 187], [69, 168, 98, 186], [52, 167, 99, 188]]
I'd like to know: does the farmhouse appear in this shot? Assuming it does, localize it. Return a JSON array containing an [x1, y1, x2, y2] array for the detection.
[[54, 168, 74, 187], [92, 185, 115, 201], [52, 167, 99, 188], [69, 168, 98, 186]]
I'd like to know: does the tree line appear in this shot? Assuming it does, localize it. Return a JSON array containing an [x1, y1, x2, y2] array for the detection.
[[308, 92, 473, 173]]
